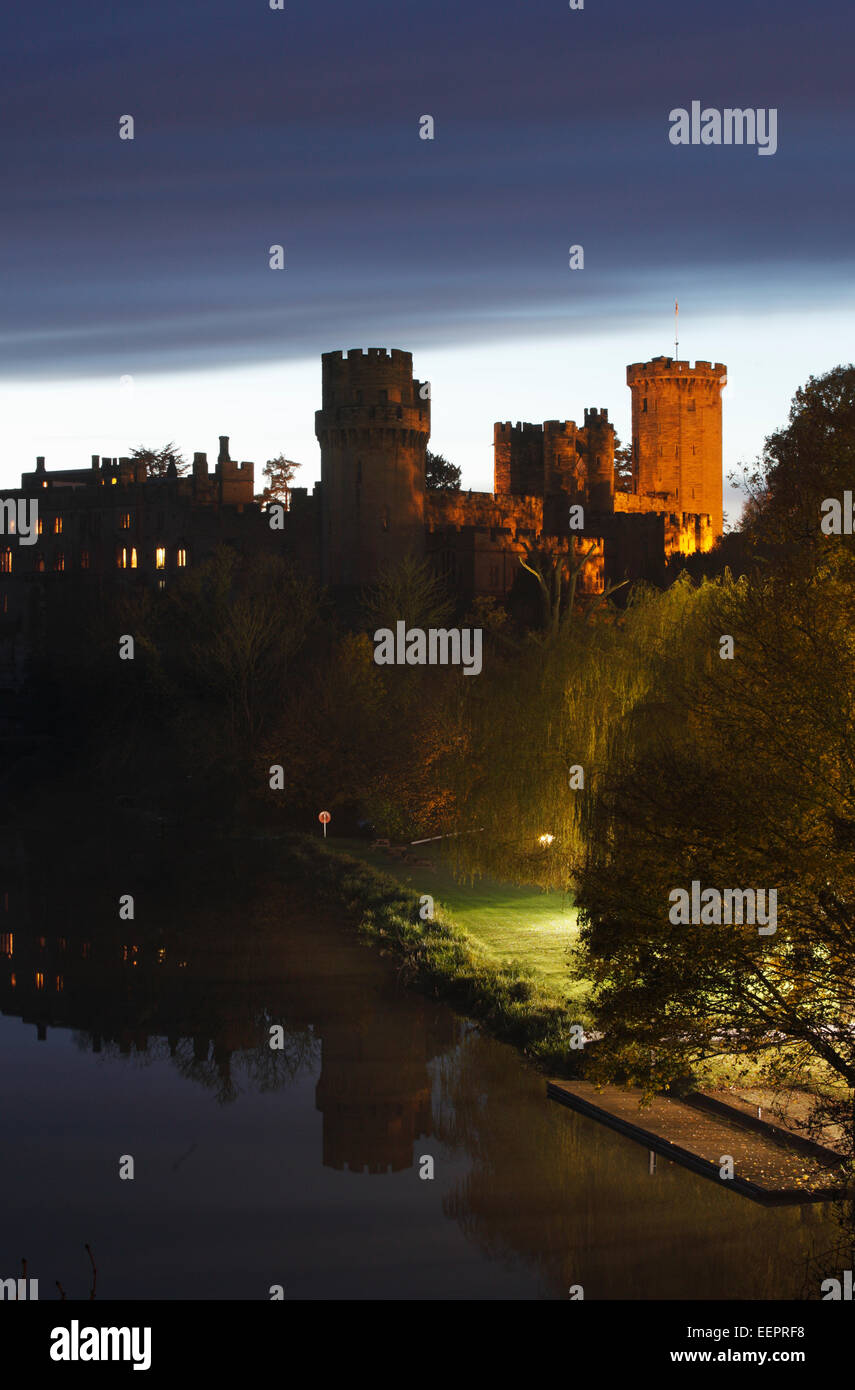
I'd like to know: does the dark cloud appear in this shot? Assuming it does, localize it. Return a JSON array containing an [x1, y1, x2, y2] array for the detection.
[[0, 0, 852, 376]]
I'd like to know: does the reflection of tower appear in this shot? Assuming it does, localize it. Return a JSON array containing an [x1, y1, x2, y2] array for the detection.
[[627, 356, 726, 537], [315, 1006, 433, 1174], [315, 348, 431, 588]]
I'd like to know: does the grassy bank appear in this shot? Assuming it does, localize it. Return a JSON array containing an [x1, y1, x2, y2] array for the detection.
[[332, 836, 586, 1000], [274, 833, 592, 1075]]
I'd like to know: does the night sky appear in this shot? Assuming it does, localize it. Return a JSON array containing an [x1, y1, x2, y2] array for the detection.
[[2, 0, 853, 508]]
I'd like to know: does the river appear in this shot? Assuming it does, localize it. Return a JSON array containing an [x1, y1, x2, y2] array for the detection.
[[0, 831, 842, 1300]]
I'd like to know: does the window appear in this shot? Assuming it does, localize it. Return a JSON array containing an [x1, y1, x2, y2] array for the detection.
[[379, 389, 388, 403], [642, 398, 648, 413], [81, 550, 90, 570], [54, 551, 64, 572], [155, 547, 166, 570], [118, 548, 127, 569], [177, 548, 186, 567], [0, 549, 11, 574], [35, 555, 44, 573], [120, 512, 131, 529], [111, 477, 117, 485], [53, 516, 62, 534], [35, 972, 44, 991], [131, 548, 138, 569], [158, 578, 166, 591], [42, 480, 47, 489], [37, 517, 43, 535]]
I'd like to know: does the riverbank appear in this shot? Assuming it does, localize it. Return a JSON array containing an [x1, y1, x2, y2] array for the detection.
[[271, 833, 850, 1160], [273, 832, 590, 1074]]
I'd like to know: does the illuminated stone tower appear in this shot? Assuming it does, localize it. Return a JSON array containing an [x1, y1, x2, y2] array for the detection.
[[626, 356, 726, 538], [315, 348, 431, 588]]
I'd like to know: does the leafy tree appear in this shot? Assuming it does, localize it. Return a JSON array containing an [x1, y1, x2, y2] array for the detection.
[[425, 450, 461, 491], [257, 454, 301, 507], [575, 559, 855, 1159], [737, 364, 855, 568], [613, 435, 633, 491], [129, 442, 188, 477]]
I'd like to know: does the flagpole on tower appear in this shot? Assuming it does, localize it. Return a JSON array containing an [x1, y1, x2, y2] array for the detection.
[[674, 299, 679, 361]]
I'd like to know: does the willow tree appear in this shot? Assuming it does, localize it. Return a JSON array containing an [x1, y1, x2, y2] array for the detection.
[[438, 574, 698, 892]]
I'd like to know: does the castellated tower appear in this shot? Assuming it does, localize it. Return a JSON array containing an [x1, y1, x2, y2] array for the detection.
[[627, 356, 726, 538], [583, 408, 616, 512], [315, 348, 430, 588]]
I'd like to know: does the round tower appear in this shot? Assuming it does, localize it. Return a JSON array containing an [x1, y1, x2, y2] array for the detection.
[[315, 348, 430, 588], [626, 356, 726, 538]]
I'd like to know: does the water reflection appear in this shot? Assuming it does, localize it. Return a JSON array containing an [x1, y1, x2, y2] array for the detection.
[[0, 829, 847, 1299]]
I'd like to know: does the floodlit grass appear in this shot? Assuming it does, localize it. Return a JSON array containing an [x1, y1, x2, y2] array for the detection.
[[273, 834, 593, 1072], [334, 836, 589, 1006]]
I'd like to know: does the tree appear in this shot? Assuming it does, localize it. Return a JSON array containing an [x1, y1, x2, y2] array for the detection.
[[425, 450, 461, 491], [361, 554, 454, 633], [575, 560, 855, 1160], [257, 454, 301, 508], [613, 435, 633, 491], [737, 364, 855, 568], [129, 442, 188, 477]]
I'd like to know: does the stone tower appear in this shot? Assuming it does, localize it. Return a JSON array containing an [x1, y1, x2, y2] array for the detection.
[[315, 348, 430, 588], [626, 356, 726, 537], [582, 407, 616, 512]]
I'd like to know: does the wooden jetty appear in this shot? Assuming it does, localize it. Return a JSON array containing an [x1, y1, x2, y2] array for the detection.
[[547, 1079, 851, 1206]]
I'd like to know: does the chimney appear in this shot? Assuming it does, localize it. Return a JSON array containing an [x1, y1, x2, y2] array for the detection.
[[218, 435, 230, 464], [36, 456, 45, 472]]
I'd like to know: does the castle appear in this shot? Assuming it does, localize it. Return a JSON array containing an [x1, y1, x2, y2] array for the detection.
[[313, 347, 724, 599], [0, 348, 725, 684]]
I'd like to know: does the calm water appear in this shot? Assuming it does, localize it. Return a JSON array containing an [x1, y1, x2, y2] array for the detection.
[[0, 832, 844, 1300]]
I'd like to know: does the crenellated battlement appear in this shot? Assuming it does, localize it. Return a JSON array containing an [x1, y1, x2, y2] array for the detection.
[[627, 357, 727, 383]]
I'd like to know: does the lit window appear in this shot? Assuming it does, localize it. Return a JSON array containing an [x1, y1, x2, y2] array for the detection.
[[0, 933, 12, 956], [111, 477, 117, 485], [158, 578, 166, 591], [35, 555, 44, 573], [131, 547, 138, 569], [120, 513, 131, 529], [9, 973, 15, 988], [117, 548, 126, 569], [53, 516, 62, 534], [0, 549, 11, 573], [35, 972, 44, 990], [55, 975, 63, 992], [177, 548, 186, 567], [42, 480, 47, 489], [54, 552, 64, 572], [81, 550, 90, 570], [156, 547, 166, 570], [37, 517, 43, 535]]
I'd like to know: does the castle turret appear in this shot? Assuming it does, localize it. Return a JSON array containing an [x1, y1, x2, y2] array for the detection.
[[627, 357, 726, 538], [315, 348, 430, 588], [582, 408, 615, 512]]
